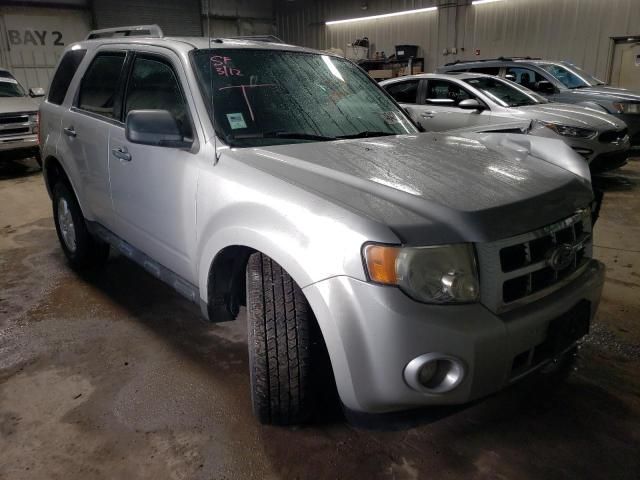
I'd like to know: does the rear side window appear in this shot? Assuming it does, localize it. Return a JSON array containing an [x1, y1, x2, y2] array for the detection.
[[77, 52, 126, 118], [385, 80, 420, 103], [48, 49, 86, 105], [468, 67, 500, 76], [505, 67, 547, 92]]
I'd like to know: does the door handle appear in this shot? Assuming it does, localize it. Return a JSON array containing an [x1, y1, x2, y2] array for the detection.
[[111, 146, 132, 162], [63, 126, 77, 137], [420, 111, 437, 118]]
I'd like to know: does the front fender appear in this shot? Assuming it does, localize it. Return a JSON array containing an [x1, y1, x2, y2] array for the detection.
[[196, 200, 373, 305]]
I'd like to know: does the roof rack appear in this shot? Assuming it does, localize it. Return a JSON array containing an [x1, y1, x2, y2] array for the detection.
[[86, 24, 164, 40], [229, 35, 284, 43], [444, 56, 541, 66]]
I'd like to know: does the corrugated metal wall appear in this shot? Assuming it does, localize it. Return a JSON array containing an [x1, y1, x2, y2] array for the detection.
[[93, 0, 202, 36], [276, 0, 640, 80], [202, 0, 275, 37]]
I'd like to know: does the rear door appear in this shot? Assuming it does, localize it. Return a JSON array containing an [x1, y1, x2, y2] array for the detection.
[[61, 49, 128, 227], [417, 78, 493, 131], [107, 48, 200, 282]]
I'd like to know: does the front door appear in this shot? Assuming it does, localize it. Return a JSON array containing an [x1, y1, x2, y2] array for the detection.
[[108, 51, 199, 282], [416, 78, 493, 131]]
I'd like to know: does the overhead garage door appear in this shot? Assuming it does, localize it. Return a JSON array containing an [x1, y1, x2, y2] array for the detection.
[[93, 0, 202, 37], [0, 6, 91, 90]]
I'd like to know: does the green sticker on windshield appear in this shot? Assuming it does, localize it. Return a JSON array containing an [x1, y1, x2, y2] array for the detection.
[[227, 113, 247, 130]]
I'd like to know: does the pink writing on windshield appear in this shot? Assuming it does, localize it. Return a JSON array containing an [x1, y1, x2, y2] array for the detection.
[[211, 55, 242, 77]]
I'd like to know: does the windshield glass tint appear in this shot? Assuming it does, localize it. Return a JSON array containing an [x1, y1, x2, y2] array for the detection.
[[538, 63, 602, 88], [464, 76, 546, 107], [0, 78, 25, 97], [192, 49, 417, 147]]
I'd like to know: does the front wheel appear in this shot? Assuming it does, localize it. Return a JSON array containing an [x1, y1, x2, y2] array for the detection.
[[52, 182, 110, 271], [246, 252, 321, 425]]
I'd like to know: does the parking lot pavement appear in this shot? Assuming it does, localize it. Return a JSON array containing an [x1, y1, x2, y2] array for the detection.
[[1, 158, 639, 480]]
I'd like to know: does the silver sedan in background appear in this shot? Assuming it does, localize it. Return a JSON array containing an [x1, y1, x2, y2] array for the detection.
[[381, 73, 630, 172]]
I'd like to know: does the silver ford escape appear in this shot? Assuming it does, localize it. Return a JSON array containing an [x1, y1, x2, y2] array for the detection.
[[40, 25, 604, 425]]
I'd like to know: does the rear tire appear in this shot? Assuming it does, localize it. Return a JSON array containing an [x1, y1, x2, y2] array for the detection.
[[52, 182, 110, 271], [246, 252, 319, 425]]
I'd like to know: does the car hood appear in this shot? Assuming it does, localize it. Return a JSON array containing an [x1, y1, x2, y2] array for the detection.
[[566, 85, 640, 103], [227, 133, 593, 244], [0, 96, 38, 115], [514, 103, 625, 130]]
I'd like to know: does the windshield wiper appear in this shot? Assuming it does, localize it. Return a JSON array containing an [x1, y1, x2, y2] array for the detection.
[[335, 131, 396, 139], [232, 131, 336, 141]]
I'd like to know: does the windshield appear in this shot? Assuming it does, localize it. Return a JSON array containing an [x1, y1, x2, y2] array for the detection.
[[463, 76, 547, 107], [192, 49, 417, 147], [0, 77, 26, 97], [538, 63, 604, 89]]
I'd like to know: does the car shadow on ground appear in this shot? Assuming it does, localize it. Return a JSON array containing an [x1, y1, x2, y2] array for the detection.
[[0, 158, 41, 180], [592, 158, 639, 192]]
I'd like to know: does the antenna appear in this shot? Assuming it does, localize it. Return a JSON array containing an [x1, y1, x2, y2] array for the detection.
[[207, 0, 221, 163]]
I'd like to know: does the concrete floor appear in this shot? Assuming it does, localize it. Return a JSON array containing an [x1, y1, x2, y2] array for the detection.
[[1, 157, 639, 480]]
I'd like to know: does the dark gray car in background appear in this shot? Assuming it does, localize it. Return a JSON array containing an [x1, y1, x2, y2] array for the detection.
[[438, 58, 640, 151]]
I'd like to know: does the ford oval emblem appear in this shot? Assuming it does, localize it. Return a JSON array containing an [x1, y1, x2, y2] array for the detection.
[[548, 244, 575, 271]]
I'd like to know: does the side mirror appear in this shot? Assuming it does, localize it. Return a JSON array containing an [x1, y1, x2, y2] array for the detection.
[[126, 110, 192, 148], [458, 99, 485, 110], [29, 87, 45, 97], [535, 80, 556, 94]]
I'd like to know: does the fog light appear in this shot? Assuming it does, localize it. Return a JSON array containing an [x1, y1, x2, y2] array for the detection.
[[404, 354, 465, 393], [418, 361, 438, 385]]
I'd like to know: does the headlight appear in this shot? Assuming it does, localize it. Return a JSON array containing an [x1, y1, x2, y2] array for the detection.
[[539, 121, 597, 139], [363, 243, 479, 304], [613, 102, 640, 114], [29, 113, 38, 135]]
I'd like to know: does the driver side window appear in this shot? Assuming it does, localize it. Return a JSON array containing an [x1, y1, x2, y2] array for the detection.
[[124, 56, 192, 137], [425, 79, 472, 107]]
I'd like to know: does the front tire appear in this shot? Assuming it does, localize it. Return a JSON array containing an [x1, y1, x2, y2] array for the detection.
[[246, 252, 319, 425], [52, 182, 110, 271]]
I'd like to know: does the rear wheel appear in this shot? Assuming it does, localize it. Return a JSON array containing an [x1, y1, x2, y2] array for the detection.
[[246, 252, 320, 425], [52, 182, 110, 270]]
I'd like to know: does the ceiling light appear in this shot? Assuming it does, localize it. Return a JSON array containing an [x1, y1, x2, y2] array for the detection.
[[326, 6, 437, 25], [472, 0, 505, 5]]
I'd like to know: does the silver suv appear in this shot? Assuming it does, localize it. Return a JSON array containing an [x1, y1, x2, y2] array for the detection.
[[40, 26, 605, 425]]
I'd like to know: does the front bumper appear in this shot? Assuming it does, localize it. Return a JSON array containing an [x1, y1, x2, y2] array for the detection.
[[0, 135, 39, 161], [612, 113, 640, 149], [589, 149, 629, 173], [303, 259, 604, 413]]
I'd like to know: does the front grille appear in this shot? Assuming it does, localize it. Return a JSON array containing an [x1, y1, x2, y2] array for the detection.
[[475, 209, 593, 313], [0, 127, 29, 136], [0, 112, 33, 138], [0, 114, 29, 125], [599, 128, 628, 144]]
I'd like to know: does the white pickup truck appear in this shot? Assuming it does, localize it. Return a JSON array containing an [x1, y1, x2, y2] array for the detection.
[[0, 68, 44, 166]]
